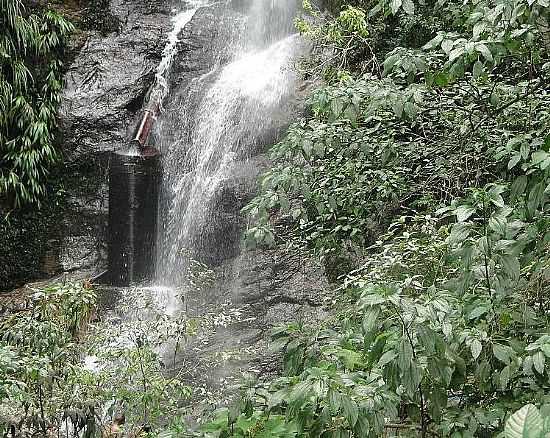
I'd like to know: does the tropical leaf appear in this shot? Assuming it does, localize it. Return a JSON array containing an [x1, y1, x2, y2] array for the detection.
[[504, 405, 543, 438]]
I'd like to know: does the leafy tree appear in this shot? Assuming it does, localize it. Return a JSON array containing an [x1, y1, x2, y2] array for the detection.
[[0, 282, 193, 436], [229, 0, 550, 436], [0, 0, 73, 207]]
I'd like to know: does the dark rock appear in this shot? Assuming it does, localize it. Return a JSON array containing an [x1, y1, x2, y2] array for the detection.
[[167, 245, 332, 410], [57, 0, 177, 274], [55, 0, 330, 411], [59, 0, 171, 164]]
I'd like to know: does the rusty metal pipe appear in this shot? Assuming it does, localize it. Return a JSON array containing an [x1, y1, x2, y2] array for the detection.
[[132, 101, 160, 149]]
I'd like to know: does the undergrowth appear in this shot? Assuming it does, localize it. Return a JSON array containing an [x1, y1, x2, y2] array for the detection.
[[200, 0, 550, 436]]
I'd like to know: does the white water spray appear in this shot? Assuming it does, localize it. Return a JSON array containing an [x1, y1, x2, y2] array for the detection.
[[151, 3, 205, 105], [159, 34, 302, 286]]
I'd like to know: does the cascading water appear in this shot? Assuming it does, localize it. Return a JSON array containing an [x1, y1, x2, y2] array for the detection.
[[158, 37, 301, 287], [155, 0, 303, 292], [97, 0, 307, 399], [150, 1, 207, 110]]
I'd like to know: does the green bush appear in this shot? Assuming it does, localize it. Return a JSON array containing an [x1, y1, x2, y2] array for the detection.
[[226, 0, 550, 436], [0, 0, 73, 207]]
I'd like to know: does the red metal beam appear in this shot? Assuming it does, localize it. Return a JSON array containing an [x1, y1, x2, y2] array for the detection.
[[132, 101, 160, 149]]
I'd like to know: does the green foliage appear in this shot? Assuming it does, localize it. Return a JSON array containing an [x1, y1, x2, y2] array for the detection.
[[0, 283, 194, 436], [231, 203, 550, 436], [231, 0, 550, 436], [80, 286, 195, 433], [199, 408, 298, 438], [0, 282, 96, 435], [503, 404, 550, 438], [0, 0, 73, 207], [246, 0, 550, 258], [295, 1, 378, 79]]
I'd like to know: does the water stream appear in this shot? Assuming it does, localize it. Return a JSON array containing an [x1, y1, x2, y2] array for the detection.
[[157, 34, 301, 289], [92, 0, 306, 403], [154, 0, 302, 298]]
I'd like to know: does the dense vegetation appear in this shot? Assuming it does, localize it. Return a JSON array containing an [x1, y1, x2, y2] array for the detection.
[[0, 281, 192, 436], [0, 0, 73, 207], [3, 0, 550, 436], [231, 0, 550, 436]]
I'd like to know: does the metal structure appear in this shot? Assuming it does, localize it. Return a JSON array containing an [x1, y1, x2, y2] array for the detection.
[[107, 86, 164, 286], [132, 101, 160, 148], [108, 148, 161, 286]]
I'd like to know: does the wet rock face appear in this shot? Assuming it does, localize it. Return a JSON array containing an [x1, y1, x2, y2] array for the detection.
[[168, 5, 244, 91], [170, 246, 332, 410], [58, 0, 177, 274], [58, 1, 245, 276], [60, 0, 173, 163], [58, 0, 317, 288]]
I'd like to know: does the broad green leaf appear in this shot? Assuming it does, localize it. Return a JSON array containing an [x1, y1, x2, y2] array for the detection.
[[493, 343, 512, 364], [476, 43, 493, 62], [383, 54, 399, 75], [500, 254, 520, 281], [378, 350, 397, 367], [473, 60, 483, 79], [423, 33, 444, 50], [448, 223, 471, 245], [540, 344, 550, 358], [488, 185, 506, 207], [504, 404, 543, 438], [404, 363, 422, 396], [314, 141, 325, 158], [328, 388, 341, 414], [533, 351, 545, 374], [390, 0, 402, 14], [471, 339, 482, 360], [354, 413, 370, 437], [343, 104, 358, 127], [531, 151, 548, 166], [455, 205, 476, 222], [500, 365, 512, 389], [402, 0, 414, 15], [489, 216, 507, 235], [523, 355, 533, 375], [508, 154, 521, 169], [330, 98, 344, 118], [527, 182, 545, 216], [435, 72, 450, 86], [441, 39, 454, 54], [442, 322, 452, 338], [302, 139, 313, 158], [510, 175, 528, 201], [362, 306, 380, 336], [337, 347, 363, 370], [469, 306, 488, 320], [342, 395, 359, 427], [449, 47, 464, 63], [398, 338, 413, 371]]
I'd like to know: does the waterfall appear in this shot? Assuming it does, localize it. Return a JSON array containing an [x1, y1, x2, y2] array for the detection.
[[88, 0, 306, 397], [151, 1, 206, 107], [154, 0, 303, 292]]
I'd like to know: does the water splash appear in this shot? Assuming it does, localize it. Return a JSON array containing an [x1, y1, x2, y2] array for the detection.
[[151, 3, 205, 105], [157, 34, 301, 286]]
